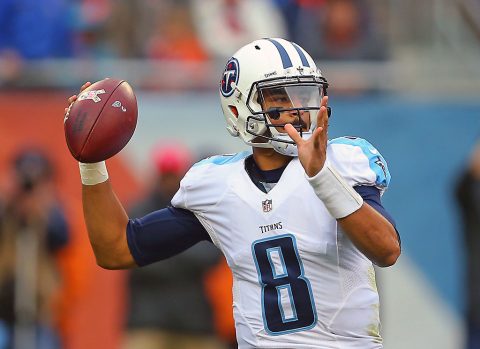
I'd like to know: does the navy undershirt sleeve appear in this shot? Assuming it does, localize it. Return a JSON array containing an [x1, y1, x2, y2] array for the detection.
[[354, 186, 396, 226], [126, 206, 211, 266], [126, 186, 399, 267], [354, 185, 401, 247]]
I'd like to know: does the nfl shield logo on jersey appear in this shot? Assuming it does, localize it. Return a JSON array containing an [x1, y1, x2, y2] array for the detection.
[[262, 199, 272, 212]]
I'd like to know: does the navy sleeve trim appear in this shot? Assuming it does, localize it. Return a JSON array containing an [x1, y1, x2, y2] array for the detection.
[[354, 185, 401, 247], [126, 206, 211, 267]]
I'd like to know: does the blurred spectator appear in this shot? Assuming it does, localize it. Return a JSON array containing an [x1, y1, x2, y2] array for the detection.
[[72, 0, 116, 58], [273, 0, 326, 44], [191, 0, 286, 58], [0, 150, 70, 349], [106, 1, 207, 61], [146, 4, 208, 61], [276, 0, 387, 60], [204, 259, 236, 348], [105, 0, 209, 89], [123, 142, 225, 349], [103, 0, 156, 58], [456, 140, 480, 349]]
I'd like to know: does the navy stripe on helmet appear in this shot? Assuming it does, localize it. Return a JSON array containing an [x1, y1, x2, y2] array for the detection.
[[267, 39, 293, 69], [292, 42, 310, 67]]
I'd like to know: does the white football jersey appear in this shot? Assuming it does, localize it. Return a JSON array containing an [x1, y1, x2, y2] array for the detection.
[[171, 137, 390, 349]]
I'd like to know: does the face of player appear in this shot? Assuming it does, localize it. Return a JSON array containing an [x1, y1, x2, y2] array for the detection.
[[259, 85, 322, 133]]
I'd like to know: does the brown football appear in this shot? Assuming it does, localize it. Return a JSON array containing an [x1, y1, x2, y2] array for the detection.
[[64, 78, 138, 163]]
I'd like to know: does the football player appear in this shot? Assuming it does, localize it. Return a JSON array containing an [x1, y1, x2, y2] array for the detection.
[[68, 38, 400, 348]]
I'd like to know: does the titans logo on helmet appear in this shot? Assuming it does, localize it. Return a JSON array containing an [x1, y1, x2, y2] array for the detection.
[[221, 57, 239, 97]]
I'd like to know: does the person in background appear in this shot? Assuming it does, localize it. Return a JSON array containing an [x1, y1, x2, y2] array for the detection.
[[315, 0, 387, 60], [456, 140, 480, 349], [145, 4, 208, 62], [274, 0, 387, 61], [191, 0, 286, 59], [123, 142, 225, 349], [0, 150, 70, 349]]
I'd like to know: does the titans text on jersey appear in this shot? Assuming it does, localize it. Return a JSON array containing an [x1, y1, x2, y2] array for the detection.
[[169, 137, 391, 349]]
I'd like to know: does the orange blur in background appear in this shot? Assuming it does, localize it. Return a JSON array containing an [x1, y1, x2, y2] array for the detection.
[[0, 91, 234, 349]]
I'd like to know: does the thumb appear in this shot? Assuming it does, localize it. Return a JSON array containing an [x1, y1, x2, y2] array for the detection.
[[284, 124, 303, 145]]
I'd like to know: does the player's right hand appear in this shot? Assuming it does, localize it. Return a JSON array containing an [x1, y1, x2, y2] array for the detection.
[[285, 96, 329, 178]]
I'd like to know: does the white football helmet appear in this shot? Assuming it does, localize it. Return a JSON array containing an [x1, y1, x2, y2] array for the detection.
[[220, 38, 329, 157]]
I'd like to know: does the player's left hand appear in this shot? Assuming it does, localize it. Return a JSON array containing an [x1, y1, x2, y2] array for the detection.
[[285, 96, 329, 177]]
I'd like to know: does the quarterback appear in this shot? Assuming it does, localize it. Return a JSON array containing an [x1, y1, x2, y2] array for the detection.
[[68, 38, 400, 348]]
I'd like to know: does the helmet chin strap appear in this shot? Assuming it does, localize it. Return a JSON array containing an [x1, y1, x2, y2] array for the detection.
[[270, 132, 313, 157]]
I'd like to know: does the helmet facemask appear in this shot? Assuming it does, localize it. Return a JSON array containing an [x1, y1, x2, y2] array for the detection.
[[245, 76, 328, 156], [219, 38, 330, 156]]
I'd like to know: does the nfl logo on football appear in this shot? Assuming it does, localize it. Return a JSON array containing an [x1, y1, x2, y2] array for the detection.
[[262, 199, 272, 212]]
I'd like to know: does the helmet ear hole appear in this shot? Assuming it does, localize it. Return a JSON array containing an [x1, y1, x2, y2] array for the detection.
[[229, 105, 239, 118]]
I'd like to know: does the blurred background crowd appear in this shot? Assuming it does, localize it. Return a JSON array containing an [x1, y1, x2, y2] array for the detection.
[[0, 0, 479, 349], [1, 0, 478, 93]]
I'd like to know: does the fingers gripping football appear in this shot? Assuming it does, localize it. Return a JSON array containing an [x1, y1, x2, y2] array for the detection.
[[64, 82, 91, 120]]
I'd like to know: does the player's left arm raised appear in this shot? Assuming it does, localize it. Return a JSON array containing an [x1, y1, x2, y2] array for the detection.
[[285, 97, 400, 267]]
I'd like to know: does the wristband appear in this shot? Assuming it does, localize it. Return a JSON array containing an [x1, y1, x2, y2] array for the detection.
[[306, 165, 363, 219], [79, 161, 109, 185]]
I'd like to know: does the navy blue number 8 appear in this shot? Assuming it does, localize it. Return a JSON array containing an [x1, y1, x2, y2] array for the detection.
[[252, 234, 317, 335]]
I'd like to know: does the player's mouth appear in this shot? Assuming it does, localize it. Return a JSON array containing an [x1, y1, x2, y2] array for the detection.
[[288, 117, 308, 132]]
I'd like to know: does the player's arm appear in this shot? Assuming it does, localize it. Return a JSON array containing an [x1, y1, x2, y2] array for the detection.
[[66, 84, 210, 269], [82, 178, 134, 269], [285, 96, 400, 267], [64, 83, 134, 269], [81, 169, 212, 269], [336, 189, 400, 267], [305, 164, 400, 267]]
